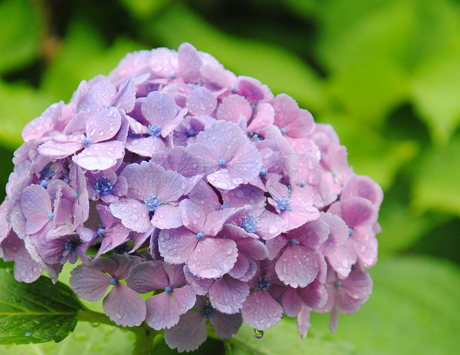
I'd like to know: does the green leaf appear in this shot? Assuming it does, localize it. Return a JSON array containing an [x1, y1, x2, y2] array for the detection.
[[411, 49, 460, 145], [41, 19, 147, 103], [0, 0, 43, 74], [232, 321, 354, 355], [310, 256, 460, 354], [0, 268, 84, 345], [0, 79, 54, 150], [412, 136, 460, 216], [148, 3, 326, 113], [0, 322, 135, 355], [328, 57, 410, 126]]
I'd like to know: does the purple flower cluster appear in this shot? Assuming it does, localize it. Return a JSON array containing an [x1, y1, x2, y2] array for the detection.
[[0, 43, 383, 351]]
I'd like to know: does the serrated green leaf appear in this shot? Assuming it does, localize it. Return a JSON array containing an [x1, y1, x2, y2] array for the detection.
[[412, 137, 460, 215], [0, 79, 54, 150], [310, 256, 460, 354], [148, 3, 326, 113], [232, 320, 354, 355], [411, 50, 460, 145], [0, 0, 43, 74], [41, 20, 147, 103], [0, 269, 84, 345]]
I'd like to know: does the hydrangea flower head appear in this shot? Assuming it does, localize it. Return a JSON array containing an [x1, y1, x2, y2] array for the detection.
[[0, 42, 383, 351]]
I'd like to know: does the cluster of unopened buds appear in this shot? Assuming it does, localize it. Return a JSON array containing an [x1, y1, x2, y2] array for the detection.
[[0, 43, 383, 352]]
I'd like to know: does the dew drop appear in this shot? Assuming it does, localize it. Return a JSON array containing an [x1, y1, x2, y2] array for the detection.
[[254, 329, 264, 339]]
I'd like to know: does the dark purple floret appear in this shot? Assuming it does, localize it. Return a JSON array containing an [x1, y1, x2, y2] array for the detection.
[[65, 241, 75, 251], [256, 276, 271, 291], [95, 177, 113, 196], [242, 214, 258, 234]]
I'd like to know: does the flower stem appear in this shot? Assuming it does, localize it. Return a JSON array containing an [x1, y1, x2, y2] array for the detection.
[[224, 338, 233, 355]]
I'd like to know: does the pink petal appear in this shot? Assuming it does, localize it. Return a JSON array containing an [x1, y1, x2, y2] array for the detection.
[[178, 42, 202, 83], [151, 204, 182, 229], [21, 185, 52, 235], [126, 261, 168, 293], [296, 303, 311, 339], [164, 310, 207, 352], [216, 94, 252, 123], [282, 287, 303, 317], [125, 136, 166, 157], [275, 245, 318, 288], [159, 227, 198, 264], [248, 103, 275, 136], [73, 141, 124, 171], [187, 237, 238, 279], [241, 290, 283, 330], [210, 312, 243, 339], [186, 87, 217, 116], [141, 91, 179, 126]]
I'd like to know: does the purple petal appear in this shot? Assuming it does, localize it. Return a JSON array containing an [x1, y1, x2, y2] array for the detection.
[[163, 262, 187, 288], [70, 263, 112, 301], [248, 103, 275, 136], [126, 261, 169, 293], [297, 278, 328, 311], [275, 245, 318, 288], [151, 204, 182, 229], [86, 107, 121, 144], [178, 42, 202, 83], [159, 227, 198, 264], [282, 287, 303, 317], [336, 268, 373, 314], [173, 285, 197, 314], [109, 198, 151, 233], [216, 94, 252, 123], [210, 312, 243, 339], [125, 136, 166, 157], [187, 237, 238, 279], [110, 76, 136, 113], [237, 238, 268, 261], [38, 138, 84, 159], [241, 290, 283, 330], [228, 252, 250, 280], [209, 275, 249, 314], [146, 292, 181, 329], [21, 185, 52, 235], [97, 223, 131, 256], [103, 282, 146, 327], [296, 303, 311, 339], [184, 266, 214, 295], [141, 91, 179, 127], [164, 310, 207, 352]]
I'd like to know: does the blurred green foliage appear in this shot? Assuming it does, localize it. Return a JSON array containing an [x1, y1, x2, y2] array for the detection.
[[0, 0, 459, 354]]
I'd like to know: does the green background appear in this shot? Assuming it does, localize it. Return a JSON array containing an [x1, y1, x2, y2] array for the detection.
[[1, 0, 460, 354]]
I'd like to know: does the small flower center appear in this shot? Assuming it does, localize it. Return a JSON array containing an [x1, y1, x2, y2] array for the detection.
[[242, 214, 258, 234], [199, 303, 216, 320], [95, 177, 113, 196], [348, 228, 354, 236], [47, 213, 53, 220], [197, 232, 204, 239], [149, 124, 162, 137], [256, 276, 271, 291], [335, 280, 342, 287], [280, 127, 287, 134], [144, 195, 161, 212], [300, 181, 306, 187], [65, 241, 75, 251], [165, 286, 172, 293], [219, 159, 226, 167], [40, 180, 49, 189], [260, 168, 268, 177], [97, 228, 105, 237], [221, 203, 229, 210], [73, 192, 79, 198], [82, 137, 90, 146], [110, 278, 118, 285], [289, 238, 297, 245], [187, 128, 196, 137], [276, 195, 292, 211]]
